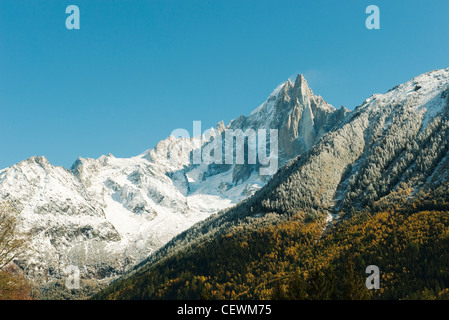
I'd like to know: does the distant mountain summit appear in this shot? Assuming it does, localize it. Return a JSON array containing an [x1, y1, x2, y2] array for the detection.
[[7, 68, 448, 298], [96, 68, 449, 301], [107, 68, 449, 295], [251, 68, 449, 219], [0, 73, 346, 296], [245, 74, 347, 159]]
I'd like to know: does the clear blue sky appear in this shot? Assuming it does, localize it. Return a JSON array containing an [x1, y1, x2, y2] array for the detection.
[[1, 0, 448, 169]]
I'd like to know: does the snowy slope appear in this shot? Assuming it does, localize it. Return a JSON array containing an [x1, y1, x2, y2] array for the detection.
[[131, 68, 449, 277], [254, 68, 449, 219], [0, 73, 345, 295]]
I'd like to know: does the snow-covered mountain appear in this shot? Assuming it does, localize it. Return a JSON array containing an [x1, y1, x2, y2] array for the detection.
[[253, 68, 449, 221], [95, 68, 449, 301], [124, 68, 449, 283], [0, 73, 345, 296]]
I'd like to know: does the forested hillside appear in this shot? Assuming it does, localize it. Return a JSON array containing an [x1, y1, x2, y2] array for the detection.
[[92, 69, 449, 301], [95, 182, 449, 300]]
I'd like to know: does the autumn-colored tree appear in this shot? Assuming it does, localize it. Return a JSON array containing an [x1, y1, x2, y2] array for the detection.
[[0, 202, 27, 268], [0, 202, 33, 300], [270, 280, 286, 300], [0, 264, 33, 300], [339, 260, 370, 300], [307, 269, 335, 300], [287, 270, 307, 300]]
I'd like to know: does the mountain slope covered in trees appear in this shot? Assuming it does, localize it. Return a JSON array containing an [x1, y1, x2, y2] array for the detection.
[[95, 68, 449, 300], [0, 73, 346, 297], [95, 182, 449, 300]]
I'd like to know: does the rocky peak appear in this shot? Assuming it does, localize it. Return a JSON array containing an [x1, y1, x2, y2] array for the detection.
[[292, 73, 310, 101]]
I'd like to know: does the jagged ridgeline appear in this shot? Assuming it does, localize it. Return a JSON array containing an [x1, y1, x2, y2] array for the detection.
[[94, 68, 449, 300], [0, 73, 347, 298]]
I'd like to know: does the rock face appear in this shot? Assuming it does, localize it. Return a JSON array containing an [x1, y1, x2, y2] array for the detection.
[[0, 73, 345, 296], [126, 68, 449, 278], [0, 156, 123, 287], [227, 74, 349, 183], [8, 68, 449, 298], [250, 69, 449, 221], [278, 75, 348, 158]]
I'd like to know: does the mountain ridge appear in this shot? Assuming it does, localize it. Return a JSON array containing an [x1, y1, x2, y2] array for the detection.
[[114, 67, 449, 284], [0, 72, 346, 297], [5, 68, 448, 298]]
